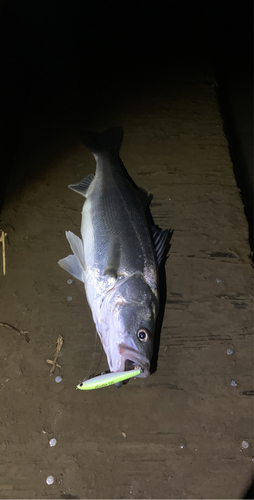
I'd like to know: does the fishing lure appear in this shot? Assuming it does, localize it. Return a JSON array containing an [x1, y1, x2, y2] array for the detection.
[[77, 368, 141, 390]]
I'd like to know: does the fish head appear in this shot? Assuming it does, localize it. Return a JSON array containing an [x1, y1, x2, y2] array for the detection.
[[100, 273, 158, 378]]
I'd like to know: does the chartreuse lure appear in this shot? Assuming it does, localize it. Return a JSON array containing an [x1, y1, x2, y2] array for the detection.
[[77, 368, 141, 390]]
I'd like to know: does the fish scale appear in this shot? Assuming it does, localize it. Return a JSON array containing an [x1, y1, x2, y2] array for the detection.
[[91, 156, 151, 277]]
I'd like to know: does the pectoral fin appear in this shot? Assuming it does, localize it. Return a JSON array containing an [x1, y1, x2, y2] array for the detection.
[[103, 240, 120, 279]]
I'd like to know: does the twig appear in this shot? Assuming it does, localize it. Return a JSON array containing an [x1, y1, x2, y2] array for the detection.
[[46, 359, 61, 369], [0, 321, 30, 343], [0, 231, 7, 275], [47, 335, 63, 375]]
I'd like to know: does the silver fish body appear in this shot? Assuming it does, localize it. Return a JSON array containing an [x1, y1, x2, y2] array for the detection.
[[58, 128, 171, 379]]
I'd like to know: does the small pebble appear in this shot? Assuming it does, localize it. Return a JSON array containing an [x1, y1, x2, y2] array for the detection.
[[49, 438, 57, 447], [67, 279, 73, 284], [179, 438, 187, 449], [216, 278, 221, 283], [241, 440, 249, 449], [46, 476, 54, 485], [55, 376, 62, 383], [227, 348, 234, 355], [231, 379, 237, 387], [67, 296, 72, 301]]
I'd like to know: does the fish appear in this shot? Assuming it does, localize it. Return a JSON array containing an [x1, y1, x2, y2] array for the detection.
[[58, 127, 172, 382]]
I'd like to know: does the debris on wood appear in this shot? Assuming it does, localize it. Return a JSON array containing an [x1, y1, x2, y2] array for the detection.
[[47, 335, 63, 375], [0, 231, 7, 275], [46, 359, 61, 369], [0, 321, 30, 343]]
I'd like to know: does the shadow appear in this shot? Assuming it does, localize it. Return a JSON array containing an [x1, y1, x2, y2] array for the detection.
[[211, 1, 253, 260], [242, 478, 254, 499], [0, 0, 212, 210], [144, 206, 173, 375], [108, 131, 173, 376], [116, 144, 173, 375], [216, 82, 253, 261], [0, 114, 20, 212], [150, 237, 173, 375]]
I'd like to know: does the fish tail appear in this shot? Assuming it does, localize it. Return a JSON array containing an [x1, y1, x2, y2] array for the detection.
[[81, 127, 123, 155]]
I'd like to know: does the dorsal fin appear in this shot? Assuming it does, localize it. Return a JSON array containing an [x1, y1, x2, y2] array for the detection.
[[68, 173, 95, 198], [151, 224, 173, 266]]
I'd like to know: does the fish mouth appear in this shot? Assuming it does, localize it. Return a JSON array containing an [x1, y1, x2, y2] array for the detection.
[[118, 343, 150, 378]]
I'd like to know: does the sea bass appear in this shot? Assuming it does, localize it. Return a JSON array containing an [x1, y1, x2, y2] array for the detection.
[[58, 127, 171, 379]]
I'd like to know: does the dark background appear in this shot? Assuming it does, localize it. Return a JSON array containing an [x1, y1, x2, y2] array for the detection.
[[0, 2, 253, 498], [0, 1, 252, 254]]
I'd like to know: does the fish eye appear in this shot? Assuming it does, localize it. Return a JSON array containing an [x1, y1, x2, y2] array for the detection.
[[137, 328, 149, 342]]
